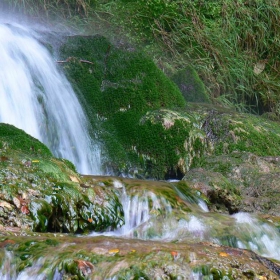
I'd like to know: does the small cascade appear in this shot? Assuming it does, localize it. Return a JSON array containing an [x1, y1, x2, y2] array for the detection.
[[88, 180, 280, 262], [197, 199, 209, 212], [0, 251, 61, 280], [116, 187, 150, 235], [231, 212, 280, 260], [91, 179, 173, 237], [0, 23, 101, 174]]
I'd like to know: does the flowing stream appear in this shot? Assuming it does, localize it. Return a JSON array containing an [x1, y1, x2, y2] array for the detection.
[[0, 23, 101, 174], [1, 180, 280, 278], [1, 22, 280, 279], [89, 180, 280, 262]]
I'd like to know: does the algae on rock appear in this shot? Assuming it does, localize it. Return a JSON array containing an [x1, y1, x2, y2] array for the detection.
[[172, 66, 210, 103], [59, 35, 190, 179], [0, 124, 124, 233]]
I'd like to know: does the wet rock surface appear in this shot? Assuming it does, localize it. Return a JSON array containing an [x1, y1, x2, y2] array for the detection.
[[183, 151, 280, 218], [0, 233, 280, 279], [2, 108, 280, 278], [0, 124, 124, 233]]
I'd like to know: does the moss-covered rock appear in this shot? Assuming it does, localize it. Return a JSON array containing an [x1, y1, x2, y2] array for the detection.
[[173, 104, 280, 214], [187, 151, 280, 216], [172, 66, 210, 103], [57, 32, 280, 181], [0, 124, 124, 233], [137, 109, 208, 178], [58, 35, 188, 179], [0, 235, 279, 279]]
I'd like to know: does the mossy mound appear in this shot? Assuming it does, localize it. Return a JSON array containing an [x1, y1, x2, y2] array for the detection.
[[0, 124, 123, 233], [58, 35, 187, 179], [0, 123, 51, 157], [171, 66, 210, 103], [58, 33, 280, 180], [59, 35, 185, 116]]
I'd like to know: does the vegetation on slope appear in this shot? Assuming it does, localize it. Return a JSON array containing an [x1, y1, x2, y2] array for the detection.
[[2, 0, 280, 115], [58, 35, 191, 179], [0, 123, 124, 233]]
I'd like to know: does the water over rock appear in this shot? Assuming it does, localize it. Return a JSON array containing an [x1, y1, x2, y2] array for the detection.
[[0, 124, 123, 233], [2, 24, 280, 279], [0, 234, 280, 279], [0, 23, 101, 175], [2, 120, 280, 278]]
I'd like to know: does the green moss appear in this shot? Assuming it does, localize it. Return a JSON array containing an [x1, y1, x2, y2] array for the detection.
[[202, 110, 280, 157], [59, 35, 187, 179], [0, 123, 52, 157], [108, 111, 190, 178], [172, 66, 210, 103]]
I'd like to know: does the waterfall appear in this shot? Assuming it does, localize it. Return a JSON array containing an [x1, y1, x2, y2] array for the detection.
[[0, 23, 101, 175]]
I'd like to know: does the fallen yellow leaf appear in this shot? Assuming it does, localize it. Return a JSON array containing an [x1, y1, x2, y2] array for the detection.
[[108, 249, 120, 255], [219, 252, 228, 257], [32, 160, 40, 163], [69, 175, 79, 183]]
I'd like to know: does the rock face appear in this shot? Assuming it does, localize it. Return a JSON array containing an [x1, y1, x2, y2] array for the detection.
[[1, 235, 280, 280], [2, 120, 280, 278], [0, 124, 123, 233], [57, 34, 280, 181]]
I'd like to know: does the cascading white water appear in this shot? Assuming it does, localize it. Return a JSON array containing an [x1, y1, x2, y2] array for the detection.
[[94, 182, 280, 261], [90, 179, 173, 237], [232, 212, 280, 260], [0, 23, 101, 174], [0, 251, 62, 280]]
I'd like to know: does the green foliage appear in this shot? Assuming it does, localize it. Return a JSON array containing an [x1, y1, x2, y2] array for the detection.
[[0, 123, 52, 157], [112, 0, 280, 114], [2, 0, 280, 114], [59, 35, 187, 179], [172, 66, 210, 103]]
